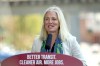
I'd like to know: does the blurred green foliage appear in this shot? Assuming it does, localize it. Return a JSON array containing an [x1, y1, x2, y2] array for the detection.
[[0, 13, 43, 50]]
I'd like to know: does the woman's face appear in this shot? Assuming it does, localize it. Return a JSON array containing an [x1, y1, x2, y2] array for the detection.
[[44, 11, 60, 34]]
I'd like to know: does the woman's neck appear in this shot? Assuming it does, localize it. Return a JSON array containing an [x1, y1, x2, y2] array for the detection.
[[49, 32, 58, 49]]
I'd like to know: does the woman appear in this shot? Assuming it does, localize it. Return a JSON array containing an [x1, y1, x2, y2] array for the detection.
[[32, 6, 87, 66]]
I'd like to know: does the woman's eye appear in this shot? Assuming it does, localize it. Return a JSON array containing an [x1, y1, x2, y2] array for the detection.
[[52, 18, 57, 20], [45, 18, 49, 21]]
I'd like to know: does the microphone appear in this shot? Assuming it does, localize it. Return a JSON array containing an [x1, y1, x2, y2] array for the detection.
[[45, 34, 52, 52]]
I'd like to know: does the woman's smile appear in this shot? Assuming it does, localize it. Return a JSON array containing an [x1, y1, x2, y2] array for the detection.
[[48, 24, 54, 29]]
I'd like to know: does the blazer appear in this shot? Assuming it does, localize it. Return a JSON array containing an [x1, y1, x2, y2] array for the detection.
[[32, 34, 87, 66]]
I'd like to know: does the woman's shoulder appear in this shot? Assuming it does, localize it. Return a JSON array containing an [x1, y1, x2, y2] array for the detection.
[[63, 33, 79, 47], [67, 33, 76, 42], [32, 35, 42, 52], [33, 35, 42, 47], [63, 34, 76, 44], [33, 35, 42, 43], [34, 35, 40, 40], [63, 34, 79, 49]]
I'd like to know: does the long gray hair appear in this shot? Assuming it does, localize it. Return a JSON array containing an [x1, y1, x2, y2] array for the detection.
[[39, 6, 70, 41]]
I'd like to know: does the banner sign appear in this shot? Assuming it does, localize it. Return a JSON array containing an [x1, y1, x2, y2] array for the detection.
[[1, 52, 83, 66]]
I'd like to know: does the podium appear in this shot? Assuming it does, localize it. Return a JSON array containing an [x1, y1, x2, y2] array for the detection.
[[1, 52, 83, 66]]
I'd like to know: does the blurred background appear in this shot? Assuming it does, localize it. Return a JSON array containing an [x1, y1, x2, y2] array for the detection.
[[0, 0, 100, 66]]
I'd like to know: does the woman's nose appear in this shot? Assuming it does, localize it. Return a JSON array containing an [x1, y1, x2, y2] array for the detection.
[[49, 19, 52, 23]]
